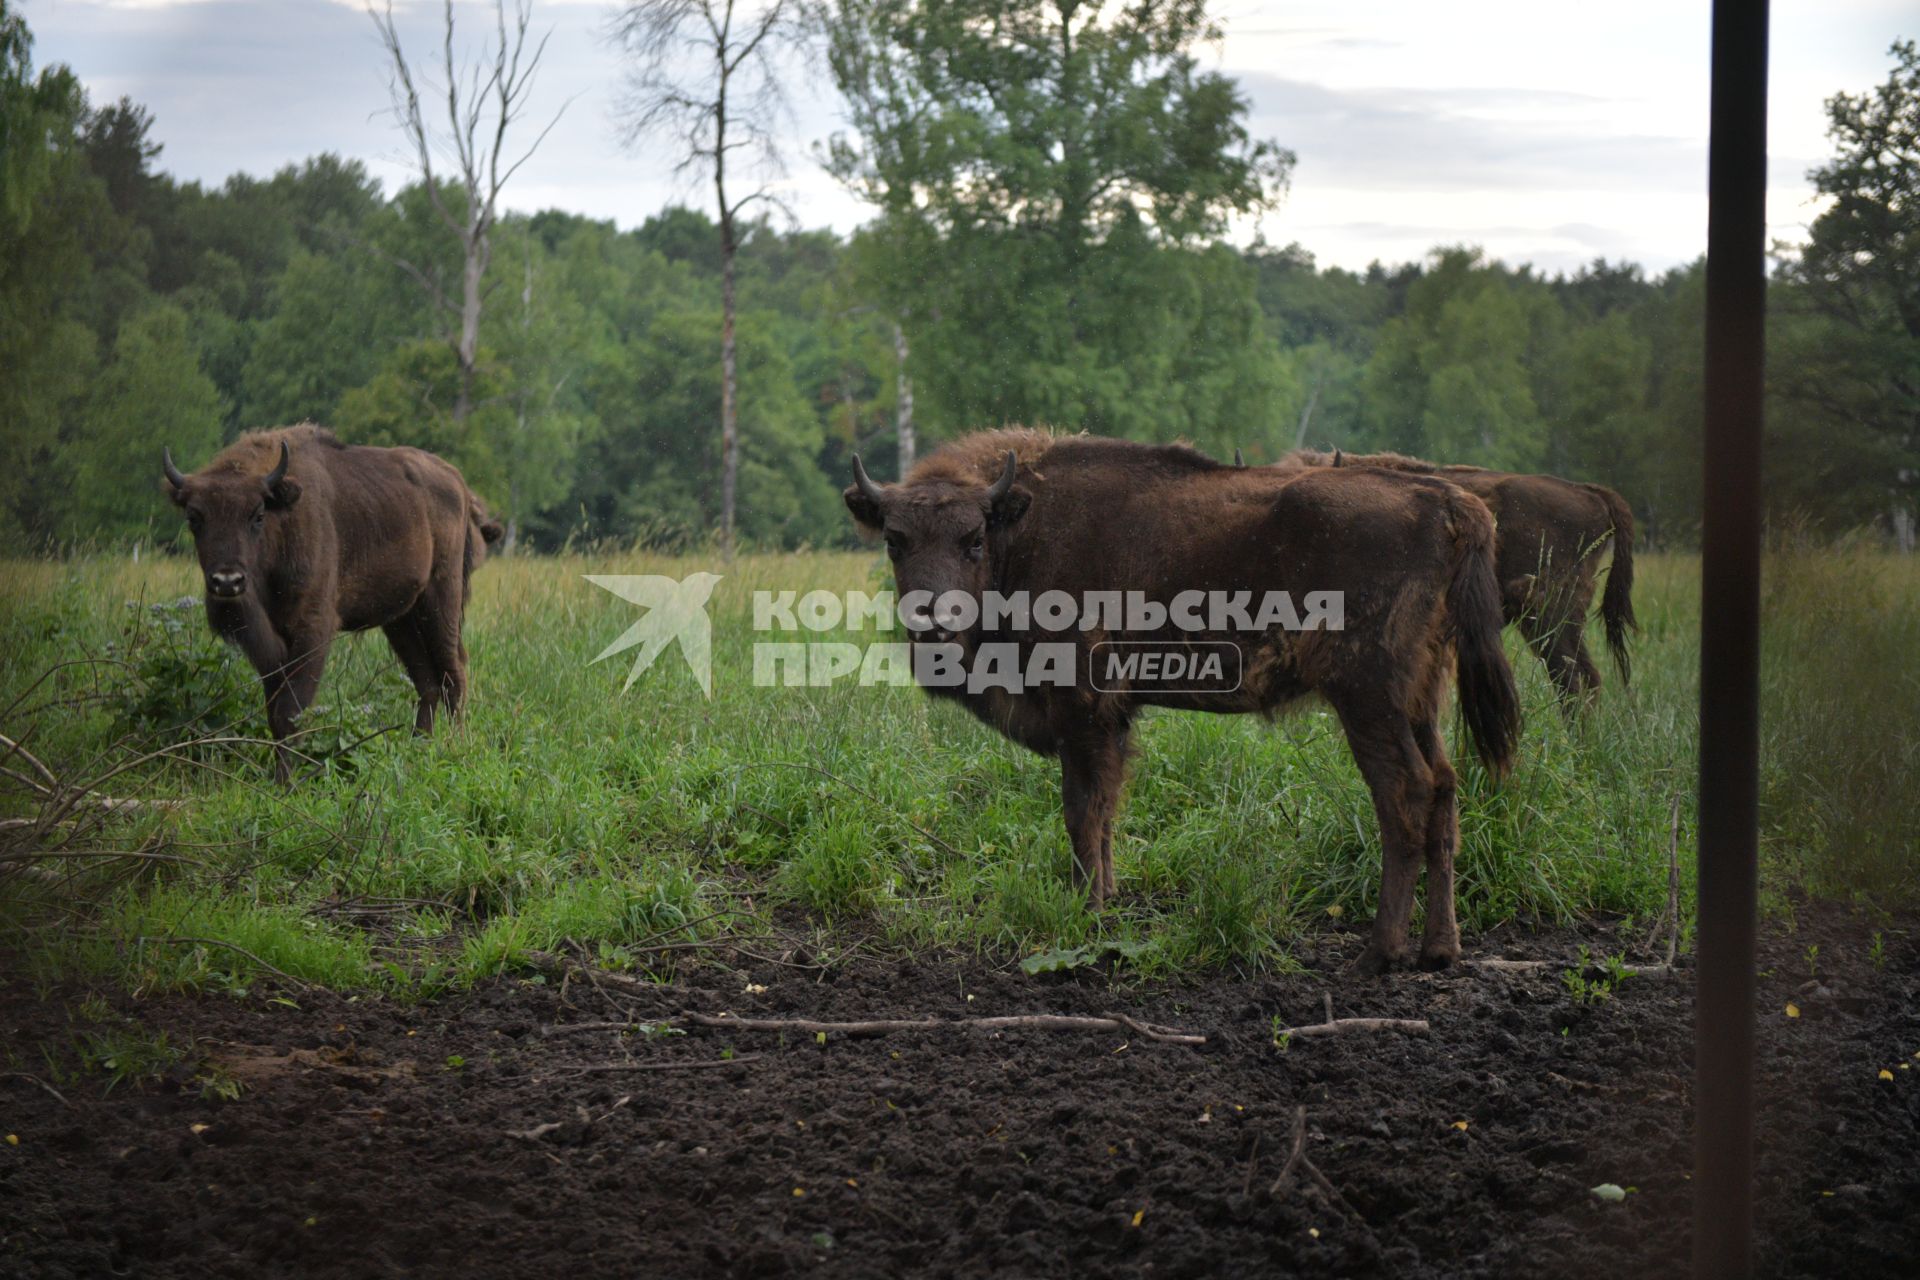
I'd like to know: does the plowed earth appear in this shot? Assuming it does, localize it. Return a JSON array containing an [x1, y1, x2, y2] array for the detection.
[[3, 902, 1916, 1279]]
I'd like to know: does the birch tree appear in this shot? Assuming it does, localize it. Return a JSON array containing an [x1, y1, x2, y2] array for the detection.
[[607, 0, 798, 555]]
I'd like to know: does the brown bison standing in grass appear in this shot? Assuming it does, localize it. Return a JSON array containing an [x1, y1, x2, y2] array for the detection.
[[846, 430, 1521, 973], [163, 425, 503, 781], [1289, 450, 1636, 708]]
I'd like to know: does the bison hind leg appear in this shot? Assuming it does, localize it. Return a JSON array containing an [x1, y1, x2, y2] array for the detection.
[[383, 616, 445, 734], [1326, 686, 1434, 976], [1519, 610, 1602, 714], [1411, 717, 1461, 969]]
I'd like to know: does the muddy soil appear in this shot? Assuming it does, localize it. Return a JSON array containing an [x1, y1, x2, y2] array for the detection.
[[3, 902, 1917, 1279]]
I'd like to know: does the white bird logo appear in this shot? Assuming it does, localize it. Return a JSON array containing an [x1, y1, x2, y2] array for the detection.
[[585, 572, 724, 697]]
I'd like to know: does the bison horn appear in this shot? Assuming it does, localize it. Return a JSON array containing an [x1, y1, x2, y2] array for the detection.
[[1233, 448, 1244, 467], [264, 441, 290, 489], [986, 450, 1017, 502], [851, 453, 884, 504], [162, 447, 186, 490], [1333, 448, 1344, 468]]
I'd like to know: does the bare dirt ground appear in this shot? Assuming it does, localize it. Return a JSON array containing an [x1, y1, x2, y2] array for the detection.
[[3, 901, 1916, 1279]]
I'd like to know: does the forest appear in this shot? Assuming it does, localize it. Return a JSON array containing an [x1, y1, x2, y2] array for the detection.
[[3, 6, 1916, 551]]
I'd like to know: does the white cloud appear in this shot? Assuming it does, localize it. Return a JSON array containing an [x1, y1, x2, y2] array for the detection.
[[22, 0, 1914, 274]]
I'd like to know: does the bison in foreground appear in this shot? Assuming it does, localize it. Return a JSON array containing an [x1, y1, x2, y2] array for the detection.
[[163, 425, 502, 781], [1291, 449, 1636, 708], [846, 430, 1521, 973]]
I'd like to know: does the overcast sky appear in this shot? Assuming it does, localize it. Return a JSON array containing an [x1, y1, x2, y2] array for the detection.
[[21, 0, 1915, 276]]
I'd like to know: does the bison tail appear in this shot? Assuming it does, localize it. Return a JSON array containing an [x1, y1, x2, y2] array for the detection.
[[1443, 492, 1522, 778], [1589, 484, 1637, 686]]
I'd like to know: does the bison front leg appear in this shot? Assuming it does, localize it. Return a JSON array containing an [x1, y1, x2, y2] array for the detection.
[[1060, 728, 1127, 907], [265, 632, 333, 784]]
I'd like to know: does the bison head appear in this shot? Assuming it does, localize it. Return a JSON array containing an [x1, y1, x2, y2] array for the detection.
[[163, 441, 301, 601], [844, 450, 1031, 643]]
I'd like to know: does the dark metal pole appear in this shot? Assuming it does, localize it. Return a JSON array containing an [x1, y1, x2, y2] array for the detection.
[[1696, 1, 1768, 1276]]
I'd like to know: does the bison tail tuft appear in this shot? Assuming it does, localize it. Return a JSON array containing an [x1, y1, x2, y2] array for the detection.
[[1589, 484, 1636, 686], [1443, 491, 1522, 778]]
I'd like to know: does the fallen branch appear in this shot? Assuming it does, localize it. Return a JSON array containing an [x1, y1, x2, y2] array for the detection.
[[566, 1055, 761, 1075], [1273, 1017, 1428, 1040], [1266, 993, 1427, 1042], [505, 1120, 564, 1141], [1268, 1105, 1366, 1222], [506, 1094, 632, 1140], [538, 1020, 676, 1039], [0, 732, 187, 820], [683, 1010, 1206, 1046], [0, 732, 58, 792], [1, 1071, 78, 1112]]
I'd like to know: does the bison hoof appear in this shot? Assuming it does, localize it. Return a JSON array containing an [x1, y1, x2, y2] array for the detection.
[[1418, 945, 1460, 971], [1352, 945, 1408, 976]]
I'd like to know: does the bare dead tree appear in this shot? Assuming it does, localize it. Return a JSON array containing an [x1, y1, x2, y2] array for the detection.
[[368, 0, 564, 426], [607, 0, 798, 556]]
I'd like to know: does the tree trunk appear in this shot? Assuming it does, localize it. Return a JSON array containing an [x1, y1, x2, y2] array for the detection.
[[718, 210, 739, 558], [1293, 376, 1323, 449], [454, 224, 486, 424], [893, 320, 914, 477], [714, 38, 739, 561]]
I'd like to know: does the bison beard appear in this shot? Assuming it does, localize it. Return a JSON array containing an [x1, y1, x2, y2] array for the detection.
[[163, 424, 503, 783], [1294, 448, 1637, 708], [846, 431, 1522, 974]]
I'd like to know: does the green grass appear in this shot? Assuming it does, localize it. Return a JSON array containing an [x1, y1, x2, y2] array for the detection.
[[1, 544, 1913, 993]]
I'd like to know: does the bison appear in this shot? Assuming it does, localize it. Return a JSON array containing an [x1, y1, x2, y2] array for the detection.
[[1287, 450, 1636, 708], [162, 425, 502, 781], [846, 430, 1521, 972]]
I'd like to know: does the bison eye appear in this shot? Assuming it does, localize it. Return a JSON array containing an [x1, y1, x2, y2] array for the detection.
[[884, 533, 906, 558], [964, 532, 985, 561], [250, 509, 265, 531]]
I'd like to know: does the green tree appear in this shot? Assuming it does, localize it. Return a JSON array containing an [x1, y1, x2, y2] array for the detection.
[[1, 9, 105, 541], [1360, 247, 1552, 471], [823, 0, 1291, 448], [1775, 39, 1920, 542], [60, 303, 224, 541]]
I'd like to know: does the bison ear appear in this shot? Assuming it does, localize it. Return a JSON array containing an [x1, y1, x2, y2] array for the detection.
[[988, 484, 1032, 531], [843, 483, 883, 532], [266, 476, 302, 510]]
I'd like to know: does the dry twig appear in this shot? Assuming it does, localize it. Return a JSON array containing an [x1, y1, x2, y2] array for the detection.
[[566, 1055, 762, 1076], [1268, 1105, 1367, 1221], [681, 1010, 1206, 1045], [1, 1071, 78, 1112]]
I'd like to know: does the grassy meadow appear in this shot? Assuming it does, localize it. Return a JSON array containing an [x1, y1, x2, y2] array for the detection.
[[0, 543, 1913, 995]]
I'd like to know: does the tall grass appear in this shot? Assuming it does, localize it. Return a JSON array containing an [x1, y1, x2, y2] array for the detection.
[[0, 543, 1910, 992], [1758, 535, 1920, 902]]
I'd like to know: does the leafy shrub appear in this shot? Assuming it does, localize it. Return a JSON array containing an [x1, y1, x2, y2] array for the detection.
[[109, 598, 259, 750]]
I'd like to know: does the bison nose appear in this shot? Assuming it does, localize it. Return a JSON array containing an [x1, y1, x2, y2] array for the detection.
[[208, 570, 246, 598]]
